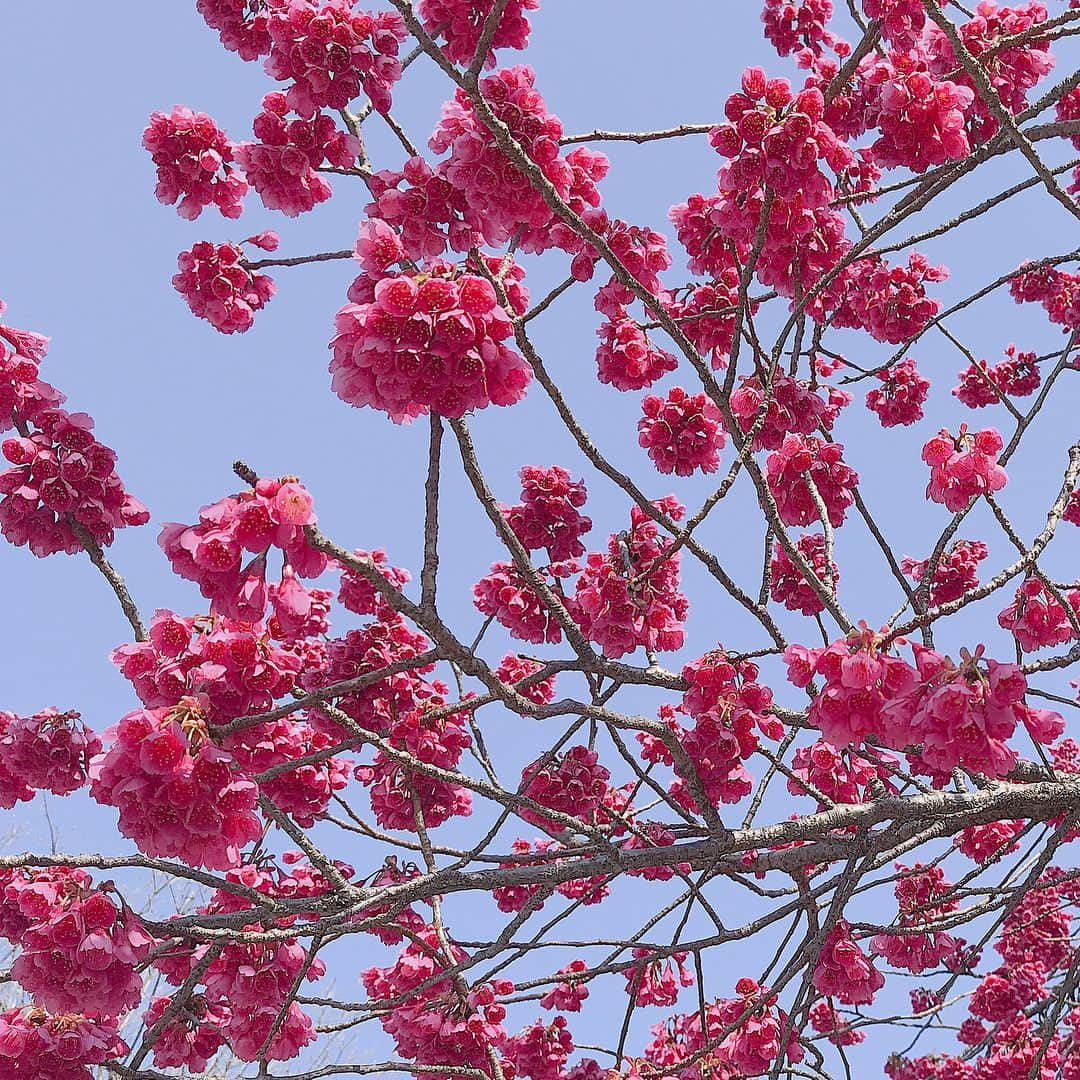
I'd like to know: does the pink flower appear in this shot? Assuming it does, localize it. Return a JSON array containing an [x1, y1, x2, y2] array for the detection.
[[638, 387, 725, 476], [812, 920, 885, 1004], [922, 425, 1007, 511], [173, 240, 275, 334]]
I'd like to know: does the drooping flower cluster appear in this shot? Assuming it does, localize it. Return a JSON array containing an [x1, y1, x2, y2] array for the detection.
[[761, 0, 844, 60], [0, 1007, 126, 1080], [0, 709, 100, 797], [330, 257, 532, 422], [954, 344, 1041, 407], [730, 372, 843, 451], [9, 882, 154, 1018], [518, 744, 611, 831], [503, 465, 592, 562], [89, 698, 263, 869], [871, 864, 962, 974], [997, 576, 1080, 651], [812, 920, 885, 1005], [637, 386, 726, 476], [866, 357, 930, 426], [428, 65, 606, 252], [833, 253, 947, 344], [595, 318, 678, 391], [1010, 261, 1080, 332], [263, 1, 407, 116], [159, 476, 325, 620], [143, 105, 248, 219], [197, 0, 281, 61], [769, 533, 837, 615], [766, 434, 859, 527], [111, 609, 302, 720], [624, 949, 694, 1008], [570, 497, 689, 659], [642, 979, 804, 1077], [901, 538, 989, 605], [236, 91, 361, 216], [362, 926, 513, 1076], [922, 426, 1008, 511], [861, 48, 975, 172], [418, 0, 539, 66], [1, 408, 149, 556], [788, 739, 898, 806], [671, 649, 781, 810], [173, 238, 277, 333]]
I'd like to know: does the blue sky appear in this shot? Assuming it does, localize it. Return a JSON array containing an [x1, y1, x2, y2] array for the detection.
[[2, 2, 1080, 1074]]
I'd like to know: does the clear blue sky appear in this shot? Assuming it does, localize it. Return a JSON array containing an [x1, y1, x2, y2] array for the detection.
[[2, 2, 1079, 1073]]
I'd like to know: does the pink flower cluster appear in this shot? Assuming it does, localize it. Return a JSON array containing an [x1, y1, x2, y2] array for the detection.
[[570, 497, 689, 659], [1010, 261, 1080, 332], [197, 0, 281, 61], [173, 238, 277, 334], [833, 253, 947, 344], [473, 560, 569, 645], [954, 344, 1041, 407], [901, 537, 988, 605], [503, 465, 592, 562], [871, 864, 962, 973], [330, 256, 532, 422], [362, 926, 513, 1077], [10, 885, 153, 1018], [419, 0, 539, 67], [236, 91, 361, 216], [0, 1007, 126, 1080], [1, 409, 149, 557], [355, 691, 473, 831], [143, 105, 248, 220], [0, 708, 100, 797], [813, 920, 884, 1004], [998, 577, 1080, 651], [638, 387, 725, 476], [519, 744, 611, 830], [788, 739, 898, 805], [866, 357, 930, 426], [730, 372, 844, 451], [770, 533, 837, 616], [111, 609, 302, 721], [595, 317, 678, 391], [761, 0, 844, 61], [624, 949, 694, 1008], [89, 698, 263, 869], [861, 48, 975, 172], [642, 979, 804, 1077], [264, 1, 407, 116], [766, 434, 858, 527], [670, 650, 780, 810], [922, 426, 1007, 511], [159, 476, 325, 620]]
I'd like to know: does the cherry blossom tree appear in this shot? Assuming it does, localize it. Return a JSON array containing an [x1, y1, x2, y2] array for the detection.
[[6, 1, 1080, 1077]]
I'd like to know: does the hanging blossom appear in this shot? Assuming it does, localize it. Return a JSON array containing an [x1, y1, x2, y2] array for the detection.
[[143, 105, 249, 220], [570, 496, 689, 659], [331, 253, 532, 422], [670, 649, 782, 811], [418, 0, 539, 67], [623, 949, 694, 1008], [89, 697, 264, 870], [196, 0, 282, 61], [0, 1007, 126, 1080], [263, 1, 407, 116], [159, 475, 325, 621], [997, 576, 1080, 651], [770, 533, 838, 616], [766, 434, 859, 528], [173, 235, 278, 334], [866, 357, 930, 426], [922, 425, 1008, 511], [235, 92, 361, 216], [954, 344, 1041, 407], [502, 464, 592, 562], [638, 386, 726, 476], [812, 920, 885, 1005], [0, 708, 100, 796], [730, 372, 846, 451], [900, 538, 989, 605]]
